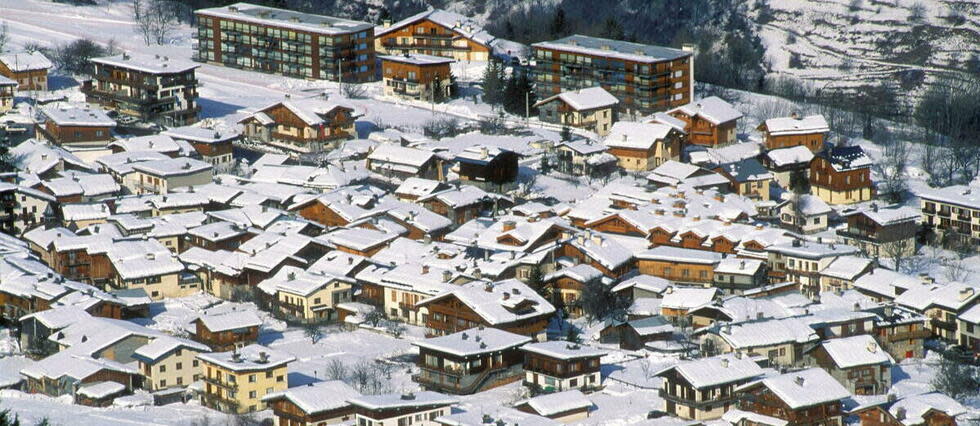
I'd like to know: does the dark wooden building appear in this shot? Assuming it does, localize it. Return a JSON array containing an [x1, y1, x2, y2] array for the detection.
[[521, 341, 605, 392], [454, 146, 519, 189], [735, 368, 850, 426], [412, 327, 530, 394]]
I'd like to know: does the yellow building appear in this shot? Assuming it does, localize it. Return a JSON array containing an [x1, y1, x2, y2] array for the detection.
[[197, 344, 295, 414], [534, 87, 619, 137], [257, 266, 355, 323], [133, 336, 211, 391]]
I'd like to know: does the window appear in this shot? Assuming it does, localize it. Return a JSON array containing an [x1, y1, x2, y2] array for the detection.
[[176, 362, 182, 370], [248, 374, 256, 383], [265, 371, 273, 379], [249, 391, 257, 398], [160, 379, 166, 387], [277, 375, 285, 382], [159, 365, 167, 373]]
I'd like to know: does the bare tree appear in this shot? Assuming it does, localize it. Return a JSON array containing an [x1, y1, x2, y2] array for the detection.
[[0, 21, 9, 54], [303, 323, 323, 344], [134, 0, 179, 45], [874, 134, 910, 203], [364, 309, 385, 327], [942, 256, 972, 282], [908, 1, 927, 22], [348, 360, 394, 394], [325, 358, 349, 381], [883, 239, 914, 273], [341, 82, 367, 99]]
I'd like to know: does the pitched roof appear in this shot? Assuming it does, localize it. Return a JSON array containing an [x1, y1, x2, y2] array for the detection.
[[762, 115, 829, 136], [375, 8, 495, 46], [669, 96, 742, 125], [197, 309, 262, 332], [0, 51, 52, 71], [196, 344, 295, 372], [605, 122, 673, 150], [261, 380, 361, 415], [348, 391, 458, 410], [535, 86, 619, 111], [418, 279, 555, 326], [521, 390, 592, 417], [657, 353, 763, 388], [815, 334, 892, 368], [521, 341, 606, 360], [92, 53, 199, 74], [742, 368, 850, 409], [413, 327, 531, 358]]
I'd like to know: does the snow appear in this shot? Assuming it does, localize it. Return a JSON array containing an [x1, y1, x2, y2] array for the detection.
[[197, 2, 373, 35], [521, 341, 606, 360], [131, 158, 212, 177], [76, 381, 126, 399], [197, 343, 295, 371], [762, 115, 829, 136], [197, 309, 262, 333], [766, 145, 814, 167], [605, 122, 673, 150], [660, 287, 717, 310], [537, 86, 619, 111], [349, 391, 458, 411], [413, 327, 531, 358], [817, 334, 892, 369], [41, 103, 116, 127], [376, 9, 496, 47], [533, 35, 690, 64], [743, 368, 850, 410], [669, 96, 742, 125], [379, 53, 455, 66], [261, 380, 360, 415], [92, 53, 198, 75], [0, 51, 52, 71], [637, 246, 723, 264], [659, 354, 764, 389], [522, 390, 592, 416]]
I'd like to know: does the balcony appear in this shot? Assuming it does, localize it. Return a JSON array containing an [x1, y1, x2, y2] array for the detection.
[[886, 329, 932, 342], [412, 363, 521, 395], [201, 375, 238, 391], [658, 389, 736, 409]]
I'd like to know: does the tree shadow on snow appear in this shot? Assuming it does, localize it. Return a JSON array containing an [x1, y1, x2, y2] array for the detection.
[[198, 98, 245, 119]]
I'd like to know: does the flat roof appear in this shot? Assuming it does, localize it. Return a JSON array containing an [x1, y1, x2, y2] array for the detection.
[[196, 2, 374, 35], [380, 54, 455, 66], [92, 53, 199, 75], [532, 34, 690, 64]]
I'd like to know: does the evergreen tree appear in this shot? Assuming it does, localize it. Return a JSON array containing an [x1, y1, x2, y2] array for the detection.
[[932, 347, 980, 400], [377, 7, 391, 24], [599, 17, 625, 40], [550, 7, 567, 38], [560, 126, 572, 142], [448, 71, 459, 98], [480, 60, 505, 106], [0, 408, 20, 426], [502, 71, 520, 114]]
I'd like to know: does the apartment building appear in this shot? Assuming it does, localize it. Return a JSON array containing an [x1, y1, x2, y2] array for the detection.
[[194, 2, 376, 82], [133, 336, 211, 391], [0, 76, 14, 113], [838, 204, 920, 258], [765, 240, 861, 298], [532, 35, 693, 116], [123, 158, 213, 195], [198, 344, 295, 414], [380, 54, 453, 102], [656, 354, 764, 420], [919, 185, 980, 249], [84, 53, 200, 126], [810, 145, 875, 205], [375, 9, 496, 61]]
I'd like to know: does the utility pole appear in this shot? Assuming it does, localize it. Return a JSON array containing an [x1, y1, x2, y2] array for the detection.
[[337, 58, 343, 92], [525, 91, 530, 125]]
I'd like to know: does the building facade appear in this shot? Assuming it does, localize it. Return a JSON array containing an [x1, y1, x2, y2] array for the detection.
[[380, 54, 453, 102], [0, 51, 52, 91], [84, 53, 200, 126], [532, 35, 693, 116], [194, 2, 375, 82], [374, 9, 495, 61]]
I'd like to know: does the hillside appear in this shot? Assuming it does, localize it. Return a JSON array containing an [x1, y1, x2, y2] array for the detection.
[[750, 0, 980, 99]]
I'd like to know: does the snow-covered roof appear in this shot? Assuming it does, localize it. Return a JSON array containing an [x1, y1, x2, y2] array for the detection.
[[9, 140, 95, 175], [894, 282, 979, 312], [379, 53, 454, 66], [106, 239, 183, 280], [637, 246, 723, 265], [196, 344, 295, 372], [108, 134, 195, 156], [0, 51, 53, 71], [455, 145, 514, 164], [257, 265, 352, 297], [61, 202, 110, 222], [611, 274, 671, 295], [766, 240, 859, 259], [21, 352, 137, 382], [605, 122, 673, 150], [626, 316, 674, 336], [815, 334, 892, 369], [762, 115, 830, 136], [718, 158, 772, 182], [197, 309, 262, 332], [820, 256, 872, 281], [557, 139, 607, 155], [76, 381, 127, 399], [41, 173, 120, 198], [661, 286, 717, 310], [669, 96, 742, 125], [521, 390, 592, 417], [741, 368, 850, 409], [765, 145, 814, 167], [821, 145, 872, 172], [41, 103, 115, 127], [131, 157, 212, 177], [647, 161, 730, 188], [133, 336, 210, 363], [413, 327, 531, 358], [418, 279, 555, 326], [917, 184, 980, 210], [714, 258, 765, 275], [197, 2, 373, 35], [960, 303, 980, 324], [0, 75, 17, 86], [162, 125, 239, 144], [844, 204, 919, 226], [368, 143, 435, 168], [348, 391, 458, 411], [247, 98, 352, 127], [657, 353, 763, 388], [709, 316, 818, 349], [875, 392, 967, 425], [521, 341, 606, 360], [19, 306, 91, 329], [262, 380, 361, 415], [536, 86, 619, 111], [92, 53, 199, 75], [533, 34, 690, 64], [544, 263, 603, 284], [646, 112, 687, 132], [375, 8, 495, 46], [395, 177, 445, 198], [722, 409, 788, 426]]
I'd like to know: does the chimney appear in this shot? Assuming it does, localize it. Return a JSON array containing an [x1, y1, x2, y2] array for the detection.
[[896, 407, 906, 421], [422, 265, 430, 274], [442, 270, 452, 282], [866, 342, 877, 353], [883, 304, 894, 318], [423, 234, 432, 244], [502, 292, 510, 300], [347, 256, 354, 265], [871, 203, 878, 213], [739, 260, 746, 270], [146, 253, 156, 260], [887, 393, 897, 403], [791, 112, 800, 120], [721, 358, 729, 368], [756, 311, 764, 319], [480, 146, 489, 159], [482, 281, 492, 292], [959, 287, 975, 301], [258, 351, 269, 363], [400, 392, 415, 400], [794, 376, 805, 386], [383, 19, 392, 28]]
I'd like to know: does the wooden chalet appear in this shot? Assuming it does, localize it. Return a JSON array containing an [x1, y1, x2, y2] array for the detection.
[[416, 279, 555, 340], [262, 380, 360, 426], [667, 96, 742, 147], [412, 327, 530, 395], [239, 99, 355, 155], [810, 145, 875, 205], [454, 146, 519, 189], [734, 368, 850, 426], [521, 341, 606, 392], [758, 114, 829, 153], [193, 310, 262, 351], [375, 9, 495, 61]]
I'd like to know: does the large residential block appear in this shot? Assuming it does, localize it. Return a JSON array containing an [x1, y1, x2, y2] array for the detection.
[[83, 53, 200, 126], [194, 2, 376, 82], [532, 35, 693, 116], [919, 184, 980, 249], [380, 54, 454, 102]]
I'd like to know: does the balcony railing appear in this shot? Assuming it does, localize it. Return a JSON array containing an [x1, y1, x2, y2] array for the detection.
[[886, 329, 932, 342], [658, 389, 736, 409]]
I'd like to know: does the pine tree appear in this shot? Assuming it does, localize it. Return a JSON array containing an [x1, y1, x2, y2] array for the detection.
[[550, 7, 567, 38], [481, 60, 505, 106], [0, 408, 20, 426], [599, 17, 624, 40], [502, 71, 520, 114], [560, 126, 572, 142]]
